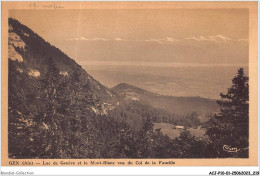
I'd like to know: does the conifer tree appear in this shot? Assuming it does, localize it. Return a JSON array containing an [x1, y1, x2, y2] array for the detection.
[[206, 68, 249, 158]]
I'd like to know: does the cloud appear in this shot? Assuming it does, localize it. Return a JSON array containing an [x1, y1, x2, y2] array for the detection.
[[68, 35, 247, 45], [82, 60, 248, 68], [238, 38, 249, 42], [69, 37, 126, 42], [145, 38, 164, 44], [69, 37, 108, 41], [210, 35, 232, 42], [165, 37, 179, 42], [69, 37, 181, 44], [114, 38, 123, 41], [91, 38, 108, 41], [185, 35, 232, 43], [71, 37, 88, 41], [144, 37, 179, 44]]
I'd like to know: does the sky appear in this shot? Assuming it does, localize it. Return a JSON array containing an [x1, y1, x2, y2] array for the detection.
[[9, 9, 249, 67]]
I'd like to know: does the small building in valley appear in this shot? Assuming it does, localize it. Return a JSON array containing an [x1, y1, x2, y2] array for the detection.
[[175, 125, 185, 129]]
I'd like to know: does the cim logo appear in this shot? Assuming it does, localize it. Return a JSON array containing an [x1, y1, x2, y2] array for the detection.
[[223, 145, 240, 153]]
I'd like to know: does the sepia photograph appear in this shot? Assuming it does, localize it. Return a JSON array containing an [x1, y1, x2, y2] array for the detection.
[[1, 1, 258, 167]]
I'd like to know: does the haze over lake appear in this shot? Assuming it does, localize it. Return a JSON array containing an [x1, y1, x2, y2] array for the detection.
[[84, 63, 248, 99]]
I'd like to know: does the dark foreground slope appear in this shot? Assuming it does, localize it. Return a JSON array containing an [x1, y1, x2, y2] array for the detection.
[[8, 18, 123, 159]]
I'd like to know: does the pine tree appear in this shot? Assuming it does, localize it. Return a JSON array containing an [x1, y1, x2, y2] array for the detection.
[[206, 68, 249, 158], [136, 117, 155, 158]]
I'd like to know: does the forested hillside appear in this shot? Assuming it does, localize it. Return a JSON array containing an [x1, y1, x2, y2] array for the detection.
[[108, 101, 201, 131], [112, 83, 219, 116]]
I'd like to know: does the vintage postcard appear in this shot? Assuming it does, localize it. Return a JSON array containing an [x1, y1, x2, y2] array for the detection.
[[1, 1, 258, 167]]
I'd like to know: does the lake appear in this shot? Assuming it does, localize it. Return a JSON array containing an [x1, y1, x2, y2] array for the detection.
[[83, 64, 248, 99]]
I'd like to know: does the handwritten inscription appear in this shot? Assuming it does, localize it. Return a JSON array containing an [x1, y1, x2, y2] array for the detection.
[[42, 2, 64, 9], [29, 2, 64, 9]]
